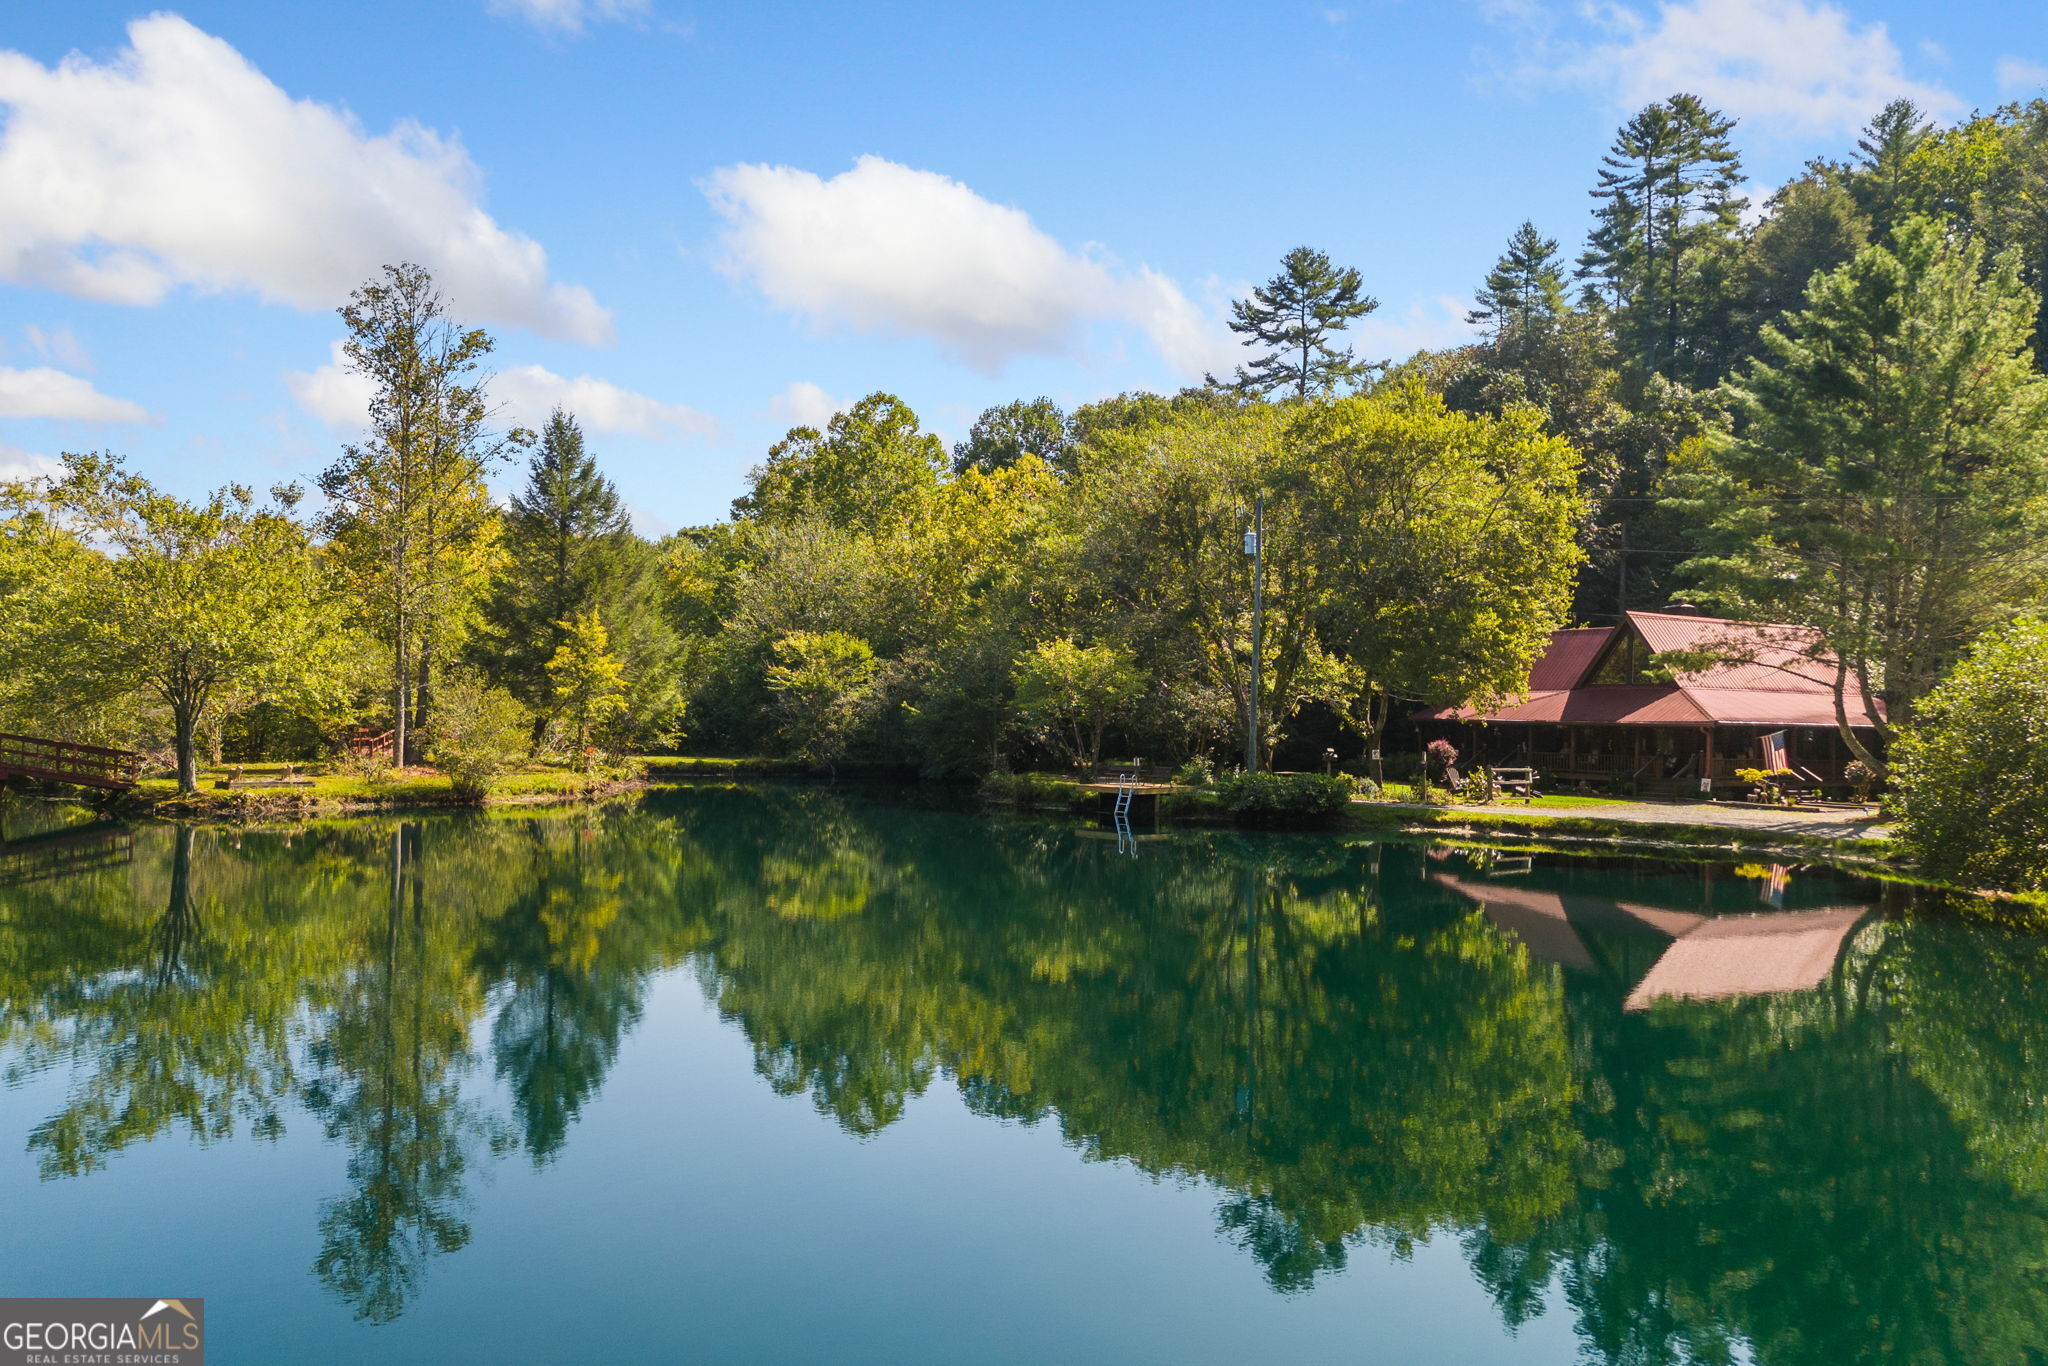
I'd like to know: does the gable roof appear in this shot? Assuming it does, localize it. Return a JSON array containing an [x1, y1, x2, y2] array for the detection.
[[1424, 610, 1884, 728]]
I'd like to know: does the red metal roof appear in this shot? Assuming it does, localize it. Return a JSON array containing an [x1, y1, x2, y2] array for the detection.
[[1528, 627, 1613, 690], [1423, 610, 1885, 729], [1429, 685, 1710, 725]]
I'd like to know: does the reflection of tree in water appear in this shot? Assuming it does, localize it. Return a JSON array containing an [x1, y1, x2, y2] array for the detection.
[[479, 819, 649, 1164], [10, 791, 2048, 1358], [301, 825, 501, 1323]]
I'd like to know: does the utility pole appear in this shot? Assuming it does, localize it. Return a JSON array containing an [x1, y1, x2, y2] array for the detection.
[[1245, 493, 1265, 774]]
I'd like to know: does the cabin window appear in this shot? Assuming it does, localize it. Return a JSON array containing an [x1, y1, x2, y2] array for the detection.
[[1588, 631, 1650, 685]]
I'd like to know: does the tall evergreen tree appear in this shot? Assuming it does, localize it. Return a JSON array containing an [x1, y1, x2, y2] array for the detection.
[[1468, 222, 1568, 338], [1851, 98, 1933, 236], [479, 410, 677, 741], [1578, 94, 1748, 384], [1670, 217, 2048, 771], [1215, 247, 1380, 400]]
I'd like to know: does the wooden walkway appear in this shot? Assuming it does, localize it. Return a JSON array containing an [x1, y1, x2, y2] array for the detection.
[[0, 732, 145, 791]]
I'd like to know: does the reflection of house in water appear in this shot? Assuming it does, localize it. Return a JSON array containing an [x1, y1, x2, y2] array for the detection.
[[1433, 865, 1867, 1010]]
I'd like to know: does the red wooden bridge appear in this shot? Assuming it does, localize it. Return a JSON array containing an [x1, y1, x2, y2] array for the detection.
[[0, 733, 145, 791]]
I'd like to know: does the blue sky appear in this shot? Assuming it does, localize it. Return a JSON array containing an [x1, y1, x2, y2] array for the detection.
[[1, 0, 2042, 529]]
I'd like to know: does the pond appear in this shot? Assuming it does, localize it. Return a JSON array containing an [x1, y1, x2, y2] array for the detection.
[[2, 787, 2045, 1364]]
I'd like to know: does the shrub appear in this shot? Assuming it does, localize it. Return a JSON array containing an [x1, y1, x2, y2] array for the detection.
[[427, 674, 534, 801], [1894, 618, 2048, 894], [1843, 758, 1879, 803], [1173, 755, 1217, 788], [978, 771, 1092, 813], [1735, 766, 1795, 805], [1425, 738, 1459, 782], [1213, 771, 1355, 827]]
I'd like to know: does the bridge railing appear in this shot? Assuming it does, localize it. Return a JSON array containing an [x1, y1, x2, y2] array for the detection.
[[0, 732, 146, 788]]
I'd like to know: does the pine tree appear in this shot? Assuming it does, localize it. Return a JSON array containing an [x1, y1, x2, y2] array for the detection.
[[1214, 247, 1379, 400], [1577, 95, 1747, 384], [479, 409, 677, 740], [1852, 99, 1932, 235], [1468, 222, 1567, 338], [1672, 217, 2048, 770]]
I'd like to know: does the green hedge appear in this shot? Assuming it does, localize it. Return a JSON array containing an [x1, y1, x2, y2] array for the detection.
[[1213, 772, 1355, 827]]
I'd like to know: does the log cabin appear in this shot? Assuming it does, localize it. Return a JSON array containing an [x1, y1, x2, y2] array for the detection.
[[1417, 606, 1885, 798]]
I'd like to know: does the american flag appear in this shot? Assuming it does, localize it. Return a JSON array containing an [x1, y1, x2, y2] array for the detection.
[[1760, 730, 1788, 772]]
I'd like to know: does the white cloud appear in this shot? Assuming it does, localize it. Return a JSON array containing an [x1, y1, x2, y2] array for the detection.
[[285, 342, 707, 439], [1496, 0, 1958, 139], [0, 366, 153, 423], [765, 381, 846, 430], [1352, 297, 1478, 363], [0, 444, 63, 483], [487, 0, 650, 31], [0, 14, 610, 342], [1996, 57, 2048, 95], [491, 364, 713, 438], [703, 155, 1234, 377], [23, 324, 91, 371], [283, 344, 377, 431]]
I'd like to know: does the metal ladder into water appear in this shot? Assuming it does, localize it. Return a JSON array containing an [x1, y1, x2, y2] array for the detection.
[[1113, 773, 1137, 817], [1113, 773, 1139, 856]]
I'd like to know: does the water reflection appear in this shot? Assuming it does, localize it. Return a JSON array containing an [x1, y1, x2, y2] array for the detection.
[[2, 788, 2046, 1360]]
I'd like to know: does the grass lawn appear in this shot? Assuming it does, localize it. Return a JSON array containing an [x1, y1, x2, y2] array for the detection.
[[1369, 782, 1631, 810], [130, 759, 626, 812]]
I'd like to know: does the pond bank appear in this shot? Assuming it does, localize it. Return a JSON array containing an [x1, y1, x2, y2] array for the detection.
[[982, 774, 1900, 867]]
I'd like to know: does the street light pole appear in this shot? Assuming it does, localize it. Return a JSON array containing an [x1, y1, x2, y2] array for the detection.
[[1245, 492, 1264, 774]]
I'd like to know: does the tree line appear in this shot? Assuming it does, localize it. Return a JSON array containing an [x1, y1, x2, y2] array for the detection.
[[3, 91, 2047, 889]]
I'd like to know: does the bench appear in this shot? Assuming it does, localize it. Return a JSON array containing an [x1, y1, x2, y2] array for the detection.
[[1492, 766, 1539, 802]]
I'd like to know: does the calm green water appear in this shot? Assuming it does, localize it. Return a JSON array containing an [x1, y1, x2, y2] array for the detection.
[[3, 788, 2046, 1364]]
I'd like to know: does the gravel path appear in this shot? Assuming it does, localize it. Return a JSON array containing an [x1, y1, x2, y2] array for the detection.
[[1368, 798, 1890, 842]]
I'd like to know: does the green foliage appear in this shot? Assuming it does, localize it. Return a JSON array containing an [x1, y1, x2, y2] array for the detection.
[[1011, 638, 1142, 769], [546, 609, 629, 751], [734, 392, 945, 528], [1216, 246, 1380, 399], [0, 452, 346, 792], [1672, 215, 2048, 766], [1894, 617, 2048, 894], [1288, 384, 1585, 747], [976, 770, 1094, 812], [763, 630, 879, 766], [425, 672, 533, 799], [1578, 93, 1748, 385], [952, 397, 1073, 476], [317, 263, 524, 764], [1468, 221, 1567, 338], [1212, 771, 1355, 826], [479, 409, 679, 744]]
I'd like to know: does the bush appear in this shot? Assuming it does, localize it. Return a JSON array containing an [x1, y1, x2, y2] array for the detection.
[[1894, 618, 2048, 894], [427, 674, 534, 801], [979, 771, 1091, 812], [1173, 755, 1217, 788], [1213, 771, 1355, 827]]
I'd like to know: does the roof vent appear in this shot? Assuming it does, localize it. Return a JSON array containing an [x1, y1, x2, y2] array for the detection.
[[1662, 601, 1703, 616]]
